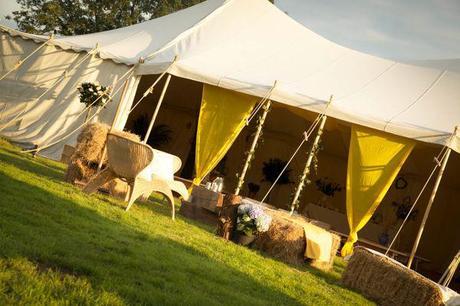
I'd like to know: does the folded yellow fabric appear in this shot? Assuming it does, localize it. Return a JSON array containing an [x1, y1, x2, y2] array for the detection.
[[303, 222, 333, 262]]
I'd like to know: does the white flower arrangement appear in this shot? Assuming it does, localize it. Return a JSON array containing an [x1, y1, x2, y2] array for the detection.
[[77, 82, 110, 108]]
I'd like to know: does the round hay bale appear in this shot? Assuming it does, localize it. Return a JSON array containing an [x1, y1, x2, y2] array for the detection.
[[64, 160, 83, 183], [65, 124, 142, 184], [342, 247, 444, 306], [253, 218, 306, 265], [105, 178, 129, 199], [110, 129, 141, 142], [64, 159, 97, 184]]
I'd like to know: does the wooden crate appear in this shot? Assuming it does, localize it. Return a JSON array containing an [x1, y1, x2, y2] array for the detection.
[[60, 144, 75, 164], [179, 200, 219, 226], [190, 186, 224, 212]]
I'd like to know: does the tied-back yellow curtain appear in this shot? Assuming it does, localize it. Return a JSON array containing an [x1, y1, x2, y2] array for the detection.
[[341, 125, 415, 256], [193, 85, 257, 186]]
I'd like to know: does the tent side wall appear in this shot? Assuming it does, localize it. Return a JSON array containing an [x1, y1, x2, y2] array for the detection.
[[0, 31, 138, 160]]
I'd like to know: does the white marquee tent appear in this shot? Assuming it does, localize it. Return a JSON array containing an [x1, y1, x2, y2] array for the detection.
[[1, 0, 460, 159]]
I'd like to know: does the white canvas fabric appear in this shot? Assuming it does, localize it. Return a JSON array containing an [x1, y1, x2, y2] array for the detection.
[[0, 31, 134, 159], [1, 0, 460, 155]]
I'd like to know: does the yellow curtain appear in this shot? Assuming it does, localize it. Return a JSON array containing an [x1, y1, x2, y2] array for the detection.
[[193, 85, 257, 186], [341, 125, 415, 256]]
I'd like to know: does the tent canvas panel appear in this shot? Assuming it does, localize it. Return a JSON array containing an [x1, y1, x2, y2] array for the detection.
[[0, 33, 134, 159]]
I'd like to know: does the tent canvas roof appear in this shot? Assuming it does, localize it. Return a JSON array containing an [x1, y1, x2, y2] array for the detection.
[[2, 0, 459, 150]]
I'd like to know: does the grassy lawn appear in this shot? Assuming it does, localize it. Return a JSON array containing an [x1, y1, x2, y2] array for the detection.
[[0, 139, 373, 305]]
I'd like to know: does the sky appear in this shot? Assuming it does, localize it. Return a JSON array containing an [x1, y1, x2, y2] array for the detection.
[[1, 0, 460, 61]]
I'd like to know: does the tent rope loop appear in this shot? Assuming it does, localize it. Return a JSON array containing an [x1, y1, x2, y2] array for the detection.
[[246, 80, 277, 125], [128, 58, 177, 114]]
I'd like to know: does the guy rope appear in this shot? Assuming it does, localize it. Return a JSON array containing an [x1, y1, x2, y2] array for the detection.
[[260, 95, 334, 204], [22, 66, 136, 154], [0, 46, 98, 133], [0, 33, 54, 82]]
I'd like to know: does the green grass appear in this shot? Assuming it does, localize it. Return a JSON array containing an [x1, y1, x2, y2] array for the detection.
[[0, 139, 373, 305]]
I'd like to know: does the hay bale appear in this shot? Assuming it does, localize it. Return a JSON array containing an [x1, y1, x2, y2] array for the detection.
[[105, 178, 129, 199], [64, 123, 141, 184], [342, 247, 444, 306], [74, 123, 110, 163], [252, 208, 340, 270], [253, 218, 306, 265], [110, 129, 141, 142], [64, 159, 97, 183]]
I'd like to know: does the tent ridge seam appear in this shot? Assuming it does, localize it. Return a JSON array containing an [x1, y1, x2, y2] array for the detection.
[[335, 62, 398, 102], [383, 69, 447, 131]]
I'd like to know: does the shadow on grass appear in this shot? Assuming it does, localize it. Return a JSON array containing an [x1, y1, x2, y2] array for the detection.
[[140, 195, 217, 233], [0, 149, 64, 181], [143, 190, 347, 288], [0, 172, 303, 305]]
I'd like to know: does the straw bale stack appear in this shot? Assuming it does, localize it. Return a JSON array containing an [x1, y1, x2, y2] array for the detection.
[[73, 123, 110, 163], [342, 247, 444, 306], [105, 178, 130, 199], [253, 209, 340, 270], [253, 218, 306, 265], [65, 123, 140, 184]]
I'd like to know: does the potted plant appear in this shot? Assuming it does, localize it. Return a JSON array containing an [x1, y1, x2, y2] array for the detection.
[[77, 82, 110, 122], [235, 203, 272, 245], [131, 115, 173, 147], [261, 158, 293, 202], [315, 177, 342, 208]]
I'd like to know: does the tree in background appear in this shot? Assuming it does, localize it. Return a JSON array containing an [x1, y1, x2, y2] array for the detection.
[[7, 0, 205, 35], [7, 0, 276, 36]]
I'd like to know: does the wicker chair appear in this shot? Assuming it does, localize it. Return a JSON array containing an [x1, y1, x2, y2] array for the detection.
[[83, 132, 186, 219]]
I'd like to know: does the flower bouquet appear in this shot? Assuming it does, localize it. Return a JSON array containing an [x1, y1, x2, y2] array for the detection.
[[78, 82, 110, 108], [235, 203, 272, 245], [77, 82, 110, 122]]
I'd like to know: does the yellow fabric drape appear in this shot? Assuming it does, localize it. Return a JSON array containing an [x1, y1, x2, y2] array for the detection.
[[341, 125, 415, 256], [193, 85, 257, 186]]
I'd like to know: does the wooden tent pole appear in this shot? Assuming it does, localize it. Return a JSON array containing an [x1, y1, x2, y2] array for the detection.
[[407, 146, 452, 268], [143, 74, 172, 144], [290, 114, 327, 214], [235, 99, 272, 195], [110, 78, 131, 132], [97, 77, 131, 171], [439, 250, 460, 286]]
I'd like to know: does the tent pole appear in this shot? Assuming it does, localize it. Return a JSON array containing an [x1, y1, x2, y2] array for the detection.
[[96, 77, 131, 171], [143, 74, 172, 144], [407, 146, 452, 268], [290, 114, 327, 215], [110, 78, 131, 132], [235, 99, 271, 195]]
